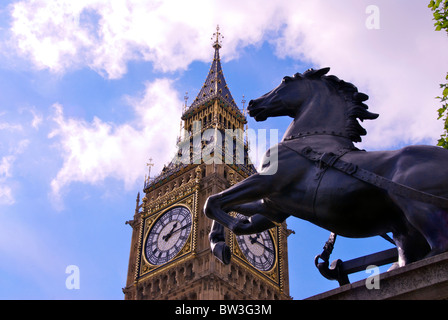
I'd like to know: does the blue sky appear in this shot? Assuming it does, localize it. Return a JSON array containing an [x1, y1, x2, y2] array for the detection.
[[0, 0, 448, 300]]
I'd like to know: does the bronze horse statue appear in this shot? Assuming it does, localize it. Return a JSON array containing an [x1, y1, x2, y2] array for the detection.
[[204, 67, 448, 269]]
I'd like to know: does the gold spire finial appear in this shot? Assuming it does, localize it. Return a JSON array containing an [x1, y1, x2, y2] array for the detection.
[[212, 25, 223, 49], [146, 158, 154, 177]]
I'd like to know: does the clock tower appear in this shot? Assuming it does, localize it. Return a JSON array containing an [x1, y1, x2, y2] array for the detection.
[[123, 26, 291, 300]]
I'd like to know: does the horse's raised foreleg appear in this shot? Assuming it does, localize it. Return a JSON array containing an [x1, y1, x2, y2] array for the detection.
[[213, 200, 279, 237], [225, 200, 280, 234], [208, 199, 279, 264], [209, 213, 278, 265], [209, 221, 232, 264], [204, 173, 282, 264], [204, 173, 274, 231]]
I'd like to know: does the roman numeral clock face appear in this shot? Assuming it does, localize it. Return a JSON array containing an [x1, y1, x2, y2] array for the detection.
[[145, 206, 192, 266], [235, 214, 276, 272]]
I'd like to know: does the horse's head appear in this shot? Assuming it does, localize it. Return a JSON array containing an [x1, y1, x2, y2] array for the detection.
[[248, 67, 331, 122], [248, 67, 379, 142]]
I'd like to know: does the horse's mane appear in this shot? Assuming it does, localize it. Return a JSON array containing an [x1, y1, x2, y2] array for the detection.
[[289, 68, 379, 142]]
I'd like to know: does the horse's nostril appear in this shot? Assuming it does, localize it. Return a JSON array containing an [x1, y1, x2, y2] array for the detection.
[[248, 100, 254, 107]]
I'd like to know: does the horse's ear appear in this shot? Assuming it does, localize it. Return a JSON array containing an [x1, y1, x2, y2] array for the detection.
[[312, 67, 330, 78]]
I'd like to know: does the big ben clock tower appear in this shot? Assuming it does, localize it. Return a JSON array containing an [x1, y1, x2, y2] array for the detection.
[[123, 27, 291, 300]]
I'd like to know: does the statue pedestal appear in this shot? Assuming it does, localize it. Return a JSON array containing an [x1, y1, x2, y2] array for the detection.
[[307, 251, 448, 300]]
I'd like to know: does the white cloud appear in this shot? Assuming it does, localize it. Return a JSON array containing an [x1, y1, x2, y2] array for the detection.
[[9, 1, 93, 74], [4, 0, 447, 146], [29, 109, 43, 130], [0, 155, 14, 178], [8, 0, 212, 78], [270, 1, 448, 149], [0, 138, 29, 205], [0, 154, 15, 205], [7, 0, 283, 78], [48, 78, 182, 208], [0, 112, 31, 206], [7, 0, 448, 149], [0, 122, 22, 131], [0, 186, 14, 205]]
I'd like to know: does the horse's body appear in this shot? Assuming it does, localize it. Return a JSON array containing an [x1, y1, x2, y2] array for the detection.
[[204, 67, 448, 267]]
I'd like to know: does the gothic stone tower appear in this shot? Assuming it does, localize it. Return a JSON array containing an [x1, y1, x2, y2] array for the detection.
[[123, 27, 291, 300]]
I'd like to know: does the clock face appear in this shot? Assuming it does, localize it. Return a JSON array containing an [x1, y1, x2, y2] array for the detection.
[[145, 206, 192, 266], [235, 214, 276, 272]]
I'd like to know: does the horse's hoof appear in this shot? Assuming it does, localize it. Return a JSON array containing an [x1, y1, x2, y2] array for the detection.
[[212, 241, 231, 265]]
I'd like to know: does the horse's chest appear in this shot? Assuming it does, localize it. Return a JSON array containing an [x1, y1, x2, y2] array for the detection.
[[274, 141, 354, 214], [276, 163, 327, 214]]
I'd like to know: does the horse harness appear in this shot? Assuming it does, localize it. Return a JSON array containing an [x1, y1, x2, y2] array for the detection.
[[283, 144, 448, 208], [283, 142, 448, 284]]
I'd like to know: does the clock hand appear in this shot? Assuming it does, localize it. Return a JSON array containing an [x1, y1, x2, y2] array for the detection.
[[249, 233, 261, 244], [162, 222, 192, 242], [253, 240, 275, 254], [170, 223, 192, 235], [162, 223, 178, 241]]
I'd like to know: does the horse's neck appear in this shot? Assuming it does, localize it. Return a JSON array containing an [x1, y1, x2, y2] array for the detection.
[[283, 92, 353, 151], [282, 134, 356, 154], [283, 100, 356, 153]]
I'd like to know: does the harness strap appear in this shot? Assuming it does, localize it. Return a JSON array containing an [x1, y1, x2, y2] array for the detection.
[[299, 146, 448, 208]]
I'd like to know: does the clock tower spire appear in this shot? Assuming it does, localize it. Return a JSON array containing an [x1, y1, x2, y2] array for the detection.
[[123, 27, 291, 300], [212, 25, 223, 50]]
